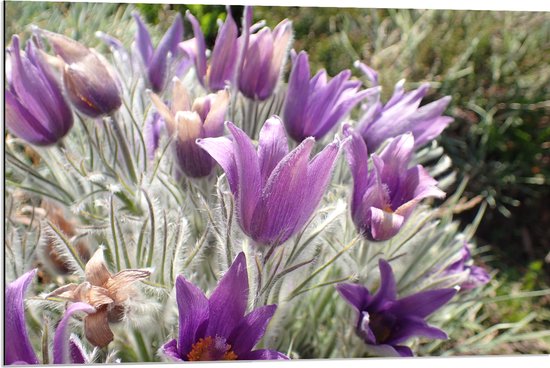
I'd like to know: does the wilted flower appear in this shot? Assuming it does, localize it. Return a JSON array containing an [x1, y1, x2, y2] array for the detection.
[[283, 51, 374, 142], [47, 248, 151, 347], [343, 125, 445, 241], [39, 29, 122, 118], [197, 117, 343, 245], [5, 269, 95, 365], [336, 259, 457, 357], [161, 253, 288, 361], [238, 16, 292, 101], [150, 77, 229, 178], [6, 35, 74, 146], [133, 12, 183, 92], [185, 9, 239, 92], [356, 62, 453, 152], [443, 244, 491, 290]]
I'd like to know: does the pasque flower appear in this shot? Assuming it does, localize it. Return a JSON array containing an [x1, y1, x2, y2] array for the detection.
[[336, 259, 457, 357], [6, 35, 74, 146], [356, 62, 453, 152], [344, 125, 445, 241], [47, 248, 151, 347], [161, 252, 288, 361], [6, 269, 95, 365], [197, 117, 343, 245], [238, 15, 293, 101], [283, 51, 374, 142], [185, 9, 239, 92], [39, 29, 122, 118], [443, 244, 490, 290], [150, 77, 229, 178], [133, 12, 183, 92]]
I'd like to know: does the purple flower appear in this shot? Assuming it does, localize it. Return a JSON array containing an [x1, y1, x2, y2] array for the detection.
[[144, 111, 164, 161], [444, 244, 491, 290], [39, 29, 122, 118], [161, 253, 288, 361], [186, 9, 239, 92], [5, 269, 95, 365], [356, 62, 454, 152], [336, 259, 457, 357], [343, 125, 445, 241], [133, 12, 183, 92], [238, 16, 293, 101], [197, 117, 343, 245], [150, 78, 229, 178], [6, 35, 73, 146], [283, 51, 374, 142]]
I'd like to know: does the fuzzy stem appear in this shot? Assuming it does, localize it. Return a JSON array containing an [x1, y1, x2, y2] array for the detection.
[[108, 114, 138, 184]]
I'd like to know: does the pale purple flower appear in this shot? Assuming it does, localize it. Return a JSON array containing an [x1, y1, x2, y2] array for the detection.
[[144, 111, 164, 161], [356, 62, 453, 152], [336, 259, 457, 357], [185, 9, 239, 92], [238, 15, 293, 101], [6, 35, 73, 146], [150, 78, 229, 178], [283, 51, 376, 142], [161, 253, 288, 361], [5, 269, 95, 365], [197, 117, 343, 245], [344, 125, 445, 241], [133, 12, 183, 92], [39, 29, 122, 118], [444, 244, 491, 290]]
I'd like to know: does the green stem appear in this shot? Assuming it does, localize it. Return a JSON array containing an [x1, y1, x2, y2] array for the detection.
[[108, 114, 138, 184]]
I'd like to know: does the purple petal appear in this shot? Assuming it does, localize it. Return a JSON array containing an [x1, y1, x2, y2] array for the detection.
[[393, 345, 414, 357], [409, 96, 453, 148], [377, 133, 415, 191], [208, 12, 239, 91], [393, 165, 445, 218], [386, 316, 448, 345], [239, 349, 289, 360], [461, 266, 491, 290], [187, 11, 207, 87], [390, 288, 456, 318], [343, 124, 370, 219], [362, 343, 406, 357], [53, 302, 95, 364], [69, 337, 87, 364], [355, 61, 379, 86], [175, 275, 209, 358], [336, 283, 371, 312], [132, 12, 153, 64], [258, 19, 292, 100], [283, 50, 310, 141], [370, 259, 398, 310], [148, 13, 183, 92], [257, 116, 289, 184], [161, 339, 184, 361], [5, 269, 39, 365], [368, 207, 405, 241], [206, 253, 249, 338], [196, 136, 238, 193], [227, 304, 277, 356], [239, 29, 273, 100]]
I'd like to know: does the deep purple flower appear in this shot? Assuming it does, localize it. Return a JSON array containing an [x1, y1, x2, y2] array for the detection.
[[150, 78, 229, 178], [356, 62, 453, 152], [336, 259, 457, 357], [197, 117, 343, 245], [6, 35, 74, 146], [185, 9, 239, 92], [5, 269, 95, 365], [344, 125, 445, 241], [238, 16, 293, 101], [444, 244, 491, 290], [133, 12, 183, 92], [283, 51, 374, 142], [161, 253, 288, 361], [39, 29, 122, 118]]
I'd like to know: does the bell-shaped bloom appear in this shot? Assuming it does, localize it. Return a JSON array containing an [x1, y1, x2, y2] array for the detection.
[[343, 125, 445, 241], [162, 252, 287, 361], [185, 9, 239, 92], [47, 248, 151, 347], [336, 259, 457, 357], [5, 269, 95, 365], [356, 62, 453, 152], [6, 35, 73, 146], [197, 117, 343, 245], [238, 18, 293, 101], [150, 78, 229, 178], [283, 51, 375, 142], [39, 29, 122, 118], [133, 12, 183, 92], [443, 244, 490, 290]]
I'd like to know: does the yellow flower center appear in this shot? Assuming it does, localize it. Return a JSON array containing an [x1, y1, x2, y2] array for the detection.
[[187, 336, 238, 361]]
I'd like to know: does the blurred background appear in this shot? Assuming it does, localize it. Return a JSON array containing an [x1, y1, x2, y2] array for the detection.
[[5, 1, 550, 354]]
